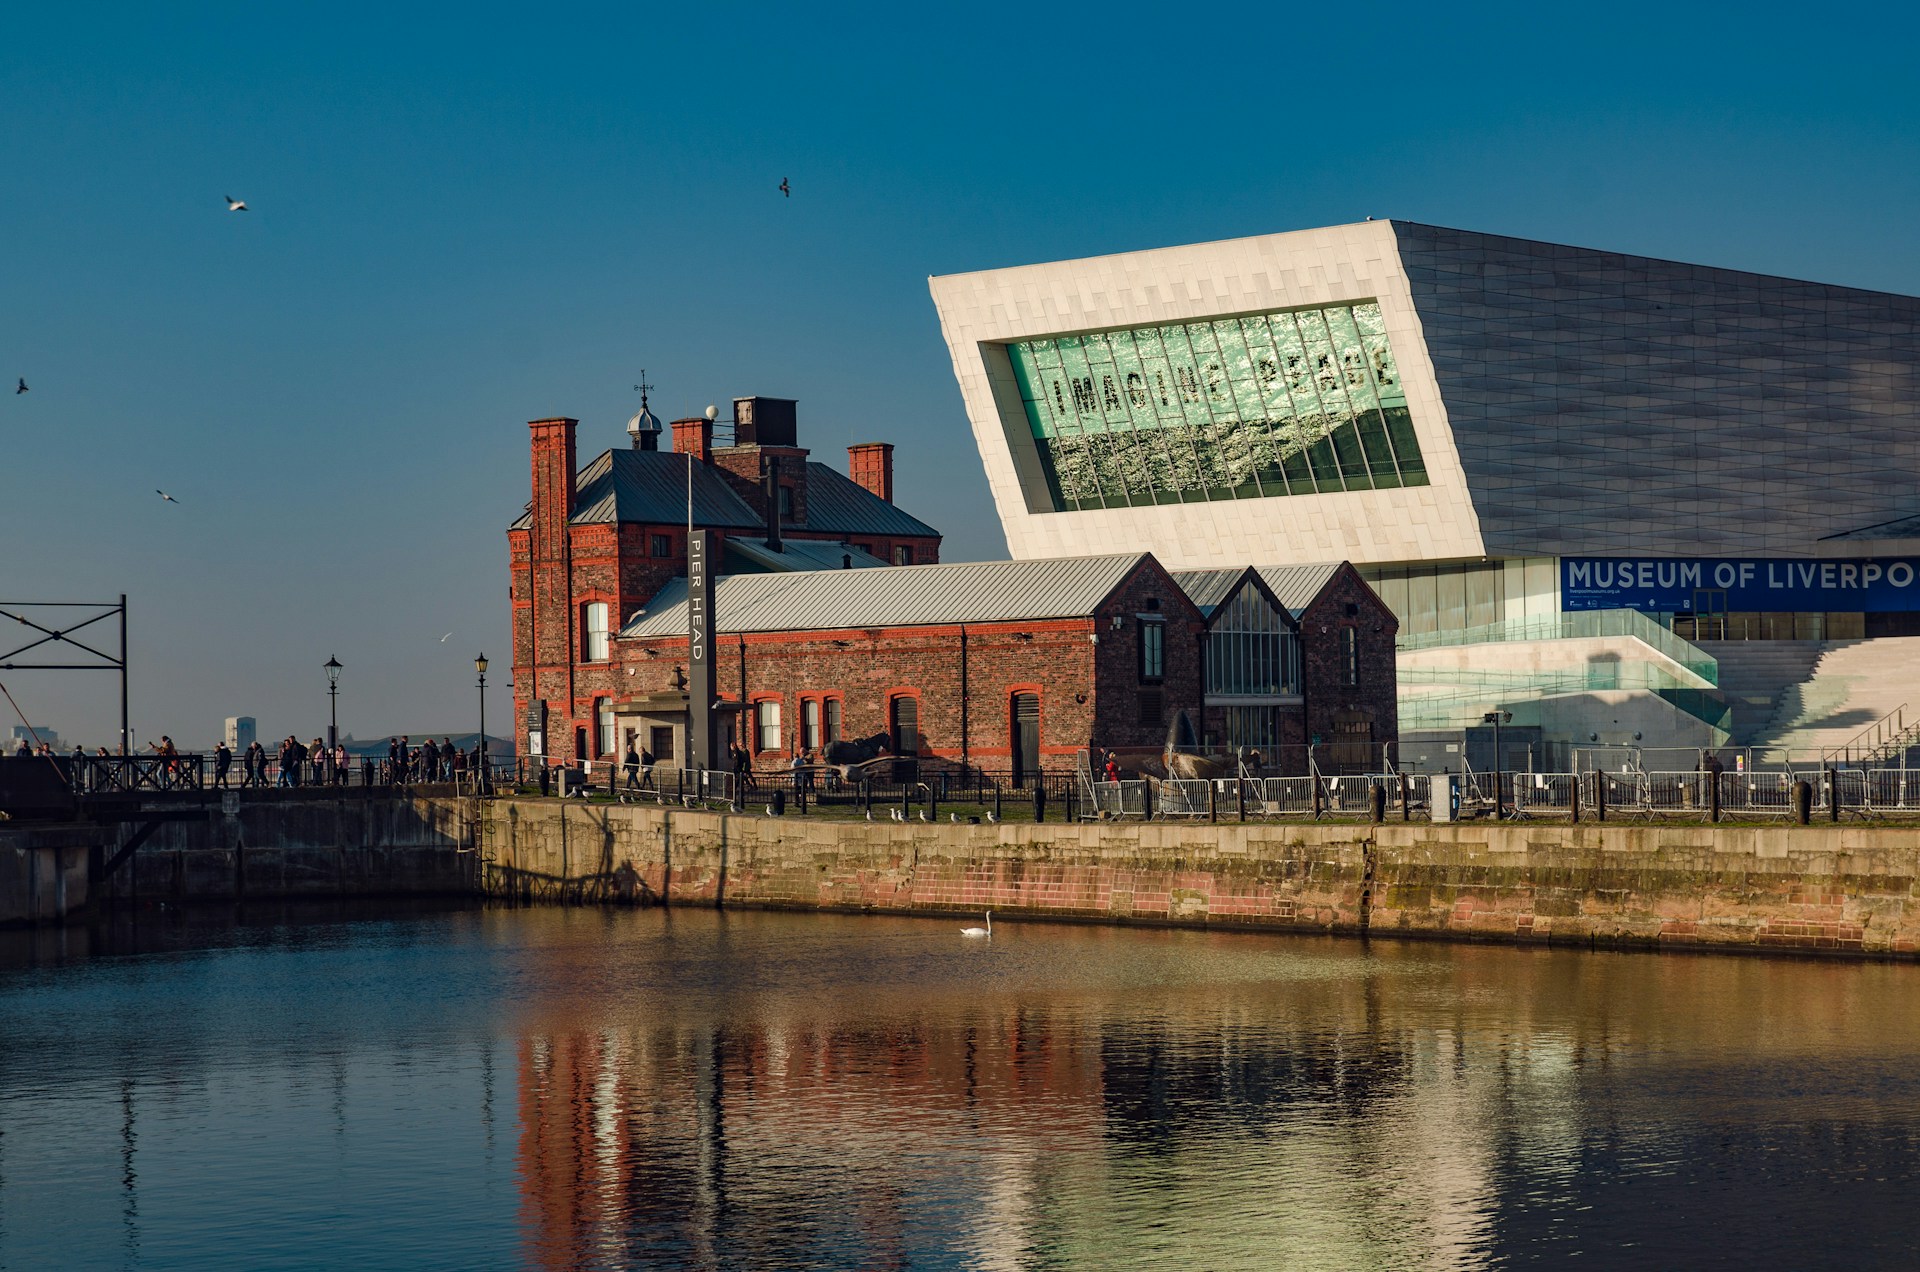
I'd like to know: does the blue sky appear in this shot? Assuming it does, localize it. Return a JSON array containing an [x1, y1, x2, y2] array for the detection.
[[3, 1, 1917, 748]]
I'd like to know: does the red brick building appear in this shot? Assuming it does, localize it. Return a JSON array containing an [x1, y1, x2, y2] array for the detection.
[[605, 553, 1397, 777], [510, 397, 942, 768]]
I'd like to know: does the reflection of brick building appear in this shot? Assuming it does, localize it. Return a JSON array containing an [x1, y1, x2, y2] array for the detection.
[[510, 397, 941, 768]]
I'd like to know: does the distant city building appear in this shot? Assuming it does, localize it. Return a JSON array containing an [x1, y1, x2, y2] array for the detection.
[[224, 716, 256, 752], [6, 724, 62, 751]]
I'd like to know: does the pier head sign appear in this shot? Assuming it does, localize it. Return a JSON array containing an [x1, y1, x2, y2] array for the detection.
[[1563, 557, 1920, 613]]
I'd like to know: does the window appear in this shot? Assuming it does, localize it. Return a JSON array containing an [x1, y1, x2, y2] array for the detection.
[[651, 534, 672, 558], [584, 602, 610, 662], [802, 698, 821, 751], [595, 699, 615, 756], [1136, 687, 1164, 727], [1139, 619, 1165, 682], [648, 726, 674, 762], [1207, 586, 1301, 695], [777, 486, 794, 519], [1005, 300, 1428, 511], [824, 697, 842, 745], [755, 699, 783, 753], [890, 695, 919, 754], [1341, 627, 1360, 686], [1225, 705, 1281, 754], [893, 545, 913, 566]]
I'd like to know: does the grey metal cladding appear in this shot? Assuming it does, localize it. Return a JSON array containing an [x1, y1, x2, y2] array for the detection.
[[1391, 222, 1920, 557]]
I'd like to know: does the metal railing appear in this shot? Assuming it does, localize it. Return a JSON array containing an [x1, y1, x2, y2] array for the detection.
[[1395, 608, 1720, 683]]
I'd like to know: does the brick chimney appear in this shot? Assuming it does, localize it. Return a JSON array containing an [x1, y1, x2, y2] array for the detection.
[[528, 418, 578, 562], [672, 417, 713, 464], [848, 442, 894, 503]]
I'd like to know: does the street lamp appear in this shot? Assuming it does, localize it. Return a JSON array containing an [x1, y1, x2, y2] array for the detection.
[[1483, 709, 1513, 818], [475, 653, 489, 793], [324, 656, 342, 751]]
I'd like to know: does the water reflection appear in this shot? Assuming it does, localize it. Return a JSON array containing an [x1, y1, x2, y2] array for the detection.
[[2, 904, 1919, 1269]]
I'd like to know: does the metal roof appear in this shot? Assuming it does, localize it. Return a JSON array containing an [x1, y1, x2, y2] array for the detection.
[[724, 536, 888, 573], [620, 553, 1151, 639], [1173, 562, 1343, 618], [801, 463, 940, 539]]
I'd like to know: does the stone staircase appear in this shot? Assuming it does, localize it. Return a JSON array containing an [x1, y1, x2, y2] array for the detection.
[[1695, 641, 1825, 748], [1739, 638, 1920, 761]]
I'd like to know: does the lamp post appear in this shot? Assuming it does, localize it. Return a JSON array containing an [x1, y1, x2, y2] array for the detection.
[[324, 656, 342, 751], [475, 653, 489, 793], [1483, 709, 1512, 818]]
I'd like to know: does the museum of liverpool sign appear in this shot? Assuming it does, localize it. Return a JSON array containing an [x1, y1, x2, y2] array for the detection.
[[1563, 558, 1920, 613]]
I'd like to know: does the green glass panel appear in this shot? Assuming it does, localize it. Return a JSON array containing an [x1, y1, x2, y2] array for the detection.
[[1006, 299, 1426, 508]]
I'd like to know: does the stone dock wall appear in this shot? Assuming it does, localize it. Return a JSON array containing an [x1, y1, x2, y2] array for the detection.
[[2, 790, 477, 924], [484, 799, 1920, 958]]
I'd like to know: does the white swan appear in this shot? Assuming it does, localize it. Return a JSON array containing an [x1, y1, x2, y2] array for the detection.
[[960, 911, 992, 938]]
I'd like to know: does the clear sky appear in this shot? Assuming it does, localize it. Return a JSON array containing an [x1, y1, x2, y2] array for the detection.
[[4, 1, 1917, 750]]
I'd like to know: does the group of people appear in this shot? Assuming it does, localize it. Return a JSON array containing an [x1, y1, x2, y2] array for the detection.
[[384, 735, 481, 784]]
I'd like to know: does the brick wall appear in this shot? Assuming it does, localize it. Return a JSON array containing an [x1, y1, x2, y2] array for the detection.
[[1298, 564, 1401, 772]]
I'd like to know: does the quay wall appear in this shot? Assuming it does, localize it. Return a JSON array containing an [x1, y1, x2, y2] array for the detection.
[[484, 799, 1920, 958], [1, 790, 477, 924]]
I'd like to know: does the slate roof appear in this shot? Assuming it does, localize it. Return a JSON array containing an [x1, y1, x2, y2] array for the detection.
[[801, 463, 940, 538], [1173, 563, 1343, 618], [508, 449, 940, 541], [621, 553, 1151, 639]]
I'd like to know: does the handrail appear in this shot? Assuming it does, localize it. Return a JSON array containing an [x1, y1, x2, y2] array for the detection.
[[1822, 702, 1910, 767], [1396, 608, 1718, 683]]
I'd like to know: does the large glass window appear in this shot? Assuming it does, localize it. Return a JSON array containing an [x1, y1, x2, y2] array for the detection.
[[1139, 620, 1165, 682], [595, 699, 615, 756], [802, 698, 821, 751], [1006, 300, 1427, 511], [1206, 587, 1301, 696], [584, 602, 610, 662]]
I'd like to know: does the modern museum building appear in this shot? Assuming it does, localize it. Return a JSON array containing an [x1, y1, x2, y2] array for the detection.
[[930, 220, 1920, 762]]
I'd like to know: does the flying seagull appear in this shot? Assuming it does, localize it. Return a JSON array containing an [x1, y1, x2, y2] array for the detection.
[[226, 195, 248, 212], [14, 378, 24, 394], [156, 490, 179, 503], [440, 632, 453, 643], [779, 178, 789, 198]]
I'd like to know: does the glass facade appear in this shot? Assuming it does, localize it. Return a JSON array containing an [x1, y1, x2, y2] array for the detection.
[[1006, 301, 1426, 511], [1206, 586, 1301, 697], [1364, 559, 1560, 638]]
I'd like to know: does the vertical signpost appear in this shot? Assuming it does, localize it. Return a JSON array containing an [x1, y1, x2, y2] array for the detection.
[[688, 529, 717, 775]]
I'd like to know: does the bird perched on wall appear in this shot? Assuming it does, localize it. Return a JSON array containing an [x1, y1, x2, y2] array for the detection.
[[763, 804, 775, 817], [864, 810, 873, 821], [949, 813, 959, 823], [226, 195, 248, 212], [917, 810, 930, 823], [14, 378, 25, 394], [985, 811, 998, 824], [889, 807, 904, 822], [779, 178, 789, 197]]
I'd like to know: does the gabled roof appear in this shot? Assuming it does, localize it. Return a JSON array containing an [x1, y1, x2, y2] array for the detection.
[[1173, 562, 1343, 618], [802, 463, 939, 539], [724, 537, 888, 574], [508, 450, 941, 541], [621, 553, 1152, 639]]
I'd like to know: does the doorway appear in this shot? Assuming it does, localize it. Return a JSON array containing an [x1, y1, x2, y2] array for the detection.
[[1011, 693, 1041, 786]]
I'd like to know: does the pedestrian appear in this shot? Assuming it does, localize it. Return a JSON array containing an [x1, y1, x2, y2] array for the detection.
[[12, 738, 28, 758], [276, 737, 294, 787], [624, 739, 641, 791], [334, 741, 349, 786], [639, 745, 655, 791], [423, 737, 440, 784], [214, 741, 232, 788], [440, 738, 455, 781]]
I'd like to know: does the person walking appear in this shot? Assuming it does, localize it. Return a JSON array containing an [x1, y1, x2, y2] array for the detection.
[[334, 741, 349, 786], [623, 739, 641, 791], [422, 737, 440, 784], [214, 741, 232, 788], [440, 738, 455, 782]]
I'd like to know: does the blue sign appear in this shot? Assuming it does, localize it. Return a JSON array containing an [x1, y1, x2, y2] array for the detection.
[[1562, 557, 1920, 613]]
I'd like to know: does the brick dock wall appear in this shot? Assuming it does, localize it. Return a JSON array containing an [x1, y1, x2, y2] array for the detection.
[[484, 799, 1920, 959]]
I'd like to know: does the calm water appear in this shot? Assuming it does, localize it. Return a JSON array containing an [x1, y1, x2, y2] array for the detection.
[[1, 904, 1917, 1271]]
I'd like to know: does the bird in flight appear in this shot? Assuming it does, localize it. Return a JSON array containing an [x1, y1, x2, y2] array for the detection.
[[156, 490, 179, 504], [779, 178, 789, 198], [440, 632, 453, 643], [226, 195, 248, 212], [14, 378, 24, 394]]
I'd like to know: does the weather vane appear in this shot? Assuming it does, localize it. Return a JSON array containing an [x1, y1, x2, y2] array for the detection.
[[633, 370, 653, 408]]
